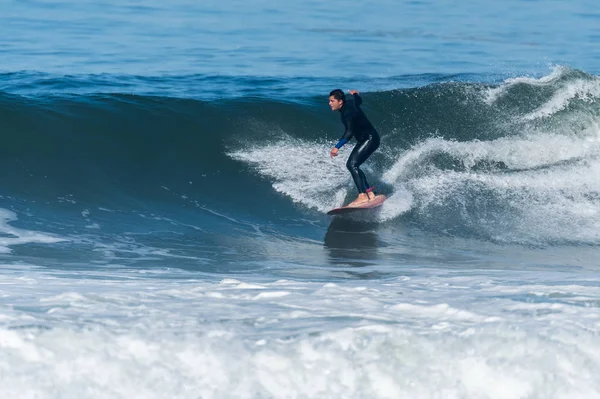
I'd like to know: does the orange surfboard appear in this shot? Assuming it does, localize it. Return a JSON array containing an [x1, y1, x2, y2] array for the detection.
[[327, 195, 387, 215]]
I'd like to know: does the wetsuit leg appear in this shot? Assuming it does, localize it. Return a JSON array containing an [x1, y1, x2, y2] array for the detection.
[[346, 134, 380, 193], [357, 169, 371, 192]]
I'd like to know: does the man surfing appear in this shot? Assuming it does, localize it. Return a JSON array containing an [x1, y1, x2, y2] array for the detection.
[[329, 89, 381, 207]]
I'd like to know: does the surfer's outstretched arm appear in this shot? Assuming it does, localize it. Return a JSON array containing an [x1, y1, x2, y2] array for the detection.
[[330, 107, 357, 157], [330, 125, 353, 157], [335, 123, 353, 149]]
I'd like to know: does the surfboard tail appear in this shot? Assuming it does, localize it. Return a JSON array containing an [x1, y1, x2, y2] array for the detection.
[[327, 195, 386, 215]]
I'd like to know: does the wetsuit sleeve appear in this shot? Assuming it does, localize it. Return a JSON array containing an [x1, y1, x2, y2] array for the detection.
[[353, 93, 362, 106], [335, 137, 349, 149], [335, 111, 356, 149]]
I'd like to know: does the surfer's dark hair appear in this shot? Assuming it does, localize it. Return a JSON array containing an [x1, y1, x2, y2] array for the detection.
[[329, 89, 345, 102]]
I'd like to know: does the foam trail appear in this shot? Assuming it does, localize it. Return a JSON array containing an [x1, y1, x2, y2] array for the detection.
[[229, 138, 353, 212], [0, 208, 65, 253], [377, 187, 414, 221]]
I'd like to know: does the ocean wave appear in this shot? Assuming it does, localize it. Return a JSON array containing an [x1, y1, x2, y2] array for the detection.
[[2, 67, 600, 245]]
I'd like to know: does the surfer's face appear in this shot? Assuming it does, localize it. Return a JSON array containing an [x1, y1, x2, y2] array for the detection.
[[329, 96, 343, 111]]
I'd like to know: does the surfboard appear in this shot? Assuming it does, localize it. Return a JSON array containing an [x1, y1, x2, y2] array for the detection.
[[327, 195, 387, 215]]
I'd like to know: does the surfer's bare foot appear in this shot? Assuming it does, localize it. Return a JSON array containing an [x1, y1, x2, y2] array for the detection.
[[347, 193, 369, 207], [366, 191, 376, 200]]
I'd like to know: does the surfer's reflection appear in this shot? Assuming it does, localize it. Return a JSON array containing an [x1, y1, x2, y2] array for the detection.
[[323, 216, 380, 267]]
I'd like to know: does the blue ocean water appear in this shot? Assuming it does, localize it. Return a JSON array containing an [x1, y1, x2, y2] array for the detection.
[[2, 1, 600, 398]]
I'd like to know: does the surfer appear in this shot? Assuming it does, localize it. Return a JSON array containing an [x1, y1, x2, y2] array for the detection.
[[329, 89, 381, 207]]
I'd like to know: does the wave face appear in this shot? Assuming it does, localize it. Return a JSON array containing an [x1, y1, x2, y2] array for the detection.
[[3, 66, 600, 245]]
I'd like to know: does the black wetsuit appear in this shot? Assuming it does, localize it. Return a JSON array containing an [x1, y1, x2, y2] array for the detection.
[[334, 93, 380, 194]]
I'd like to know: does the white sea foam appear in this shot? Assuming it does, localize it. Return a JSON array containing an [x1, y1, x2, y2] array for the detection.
[[1, 265, 600, 398], [229, 138, 353, 213], [381, 123, 600, 244], [377, 186, 413, 221], [228, 70, 600, 245], [228, 125, 600, 244], [0, 208, 65, 253]]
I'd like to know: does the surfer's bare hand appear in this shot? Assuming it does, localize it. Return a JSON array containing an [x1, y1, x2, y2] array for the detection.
[[330, 148, 339, 157], [348, 90, 360, 95]]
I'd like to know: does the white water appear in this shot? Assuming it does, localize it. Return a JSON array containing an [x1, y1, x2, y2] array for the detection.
[[229, 137, 414, 221], [381, 132, 600, 244], [229, 138, 355, 213], [230, 112, 600, 244], [229, 67, 600, 245], [3, 67, 592, 399], [2, 263, 600, 398], [0, 208, 65, 253]]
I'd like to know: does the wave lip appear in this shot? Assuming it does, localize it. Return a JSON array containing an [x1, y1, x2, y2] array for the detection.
[[484, 65, 600, 122]]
